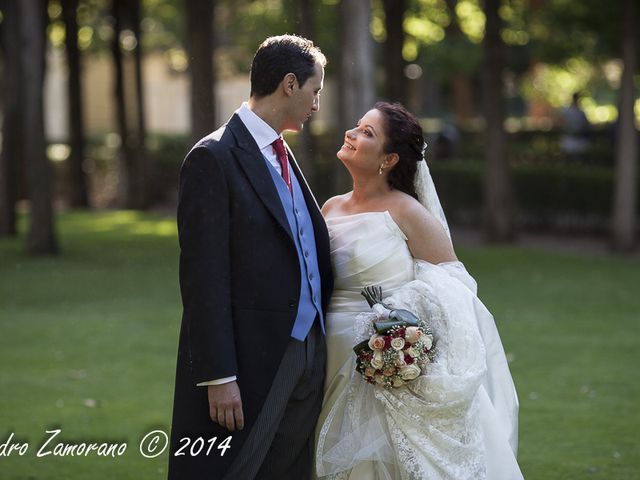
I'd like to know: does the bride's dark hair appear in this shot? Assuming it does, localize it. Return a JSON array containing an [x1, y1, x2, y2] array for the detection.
[[374, 102, 424, 201]]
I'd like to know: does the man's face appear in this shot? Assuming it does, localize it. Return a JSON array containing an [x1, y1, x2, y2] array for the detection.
[[283, 62, 324, 132]]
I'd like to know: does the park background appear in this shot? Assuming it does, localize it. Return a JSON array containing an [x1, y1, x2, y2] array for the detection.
[[1, 0, 639, 478]]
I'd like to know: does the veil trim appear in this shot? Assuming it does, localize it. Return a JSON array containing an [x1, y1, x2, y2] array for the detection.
[[414, 144, 452, 242]]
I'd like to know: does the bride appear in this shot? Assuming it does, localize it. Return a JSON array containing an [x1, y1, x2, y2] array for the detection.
[[314, 102, 523, 479]]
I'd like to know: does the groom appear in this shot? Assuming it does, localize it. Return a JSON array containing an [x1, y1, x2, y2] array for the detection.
[[168, 35, 333, 479]]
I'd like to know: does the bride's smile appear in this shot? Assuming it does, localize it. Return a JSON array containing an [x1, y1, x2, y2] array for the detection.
[[340, 141, 356, 151]]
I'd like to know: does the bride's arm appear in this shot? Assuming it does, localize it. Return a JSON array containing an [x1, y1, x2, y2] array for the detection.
[[395, 199, 457, 264]]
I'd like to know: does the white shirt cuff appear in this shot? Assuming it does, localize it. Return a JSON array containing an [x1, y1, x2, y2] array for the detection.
[[196, 375, 237, 386]]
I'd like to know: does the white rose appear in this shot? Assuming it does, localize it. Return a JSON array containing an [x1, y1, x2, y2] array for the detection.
[[406, 346, 420, 358], [405, 326, 423, 344], [371, 351, 384, 369], [395, 351, 406, 367], [399, 364, 421, 381], [364, 367, 376, 377], [390, 337, 405, 351], [423, 334, 434, 350], [392, 377, 405, 388], [368, 334, 386, 351]]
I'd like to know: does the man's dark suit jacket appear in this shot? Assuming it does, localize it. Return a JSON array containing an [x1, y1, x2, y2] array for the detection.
[[168, 113, 333, 478]]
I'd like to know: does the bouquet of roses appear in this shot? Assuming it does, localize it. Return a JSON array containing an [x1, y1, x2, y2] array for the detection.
[[353, 286, 436, 388]]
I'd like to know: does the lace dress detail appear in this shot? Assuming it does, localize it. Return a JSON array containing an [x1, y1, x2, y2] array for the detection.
[[314, 212, 522, 480]]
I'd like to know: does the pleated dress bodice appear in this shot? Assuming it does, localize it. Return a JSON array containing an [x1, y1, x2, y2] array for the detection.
[[326, 211, 414, 315]]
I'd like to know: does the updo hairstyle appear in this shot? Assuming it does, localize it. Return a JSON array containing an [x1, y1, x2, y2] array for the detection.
[[374, 101, 425, 200]]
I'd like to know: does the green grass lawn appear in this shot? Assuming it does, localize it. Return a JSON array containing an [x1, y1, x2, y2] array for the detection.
[[1, 211, 639, 479]]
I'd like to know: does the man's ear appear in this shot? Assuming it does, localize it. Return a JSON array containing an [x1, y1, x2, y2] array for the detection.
[[282, 73, 297, 96]]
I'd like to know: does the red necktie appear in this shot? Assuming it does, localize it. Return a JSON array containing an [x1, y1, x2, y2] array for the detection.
[[272, 137, 292, 193]]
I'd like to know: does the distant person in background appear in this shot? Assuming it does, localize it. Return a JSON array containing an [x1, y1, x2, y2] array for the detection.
[[433, 122, 461, 160], [560, 93, 591, 162]]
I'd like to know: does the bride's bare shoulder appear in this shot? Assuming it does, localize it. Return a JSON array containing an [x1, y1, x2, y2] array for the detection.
[[392, 195, 440, 236], [387, 192, 428, 224], [389, 193, 457, 263], [321, 193, 351, 217]]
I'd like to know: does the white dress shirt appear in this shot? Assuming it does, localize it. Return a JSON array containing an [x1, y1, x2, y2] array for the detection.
[[238, 102, 286, 173]]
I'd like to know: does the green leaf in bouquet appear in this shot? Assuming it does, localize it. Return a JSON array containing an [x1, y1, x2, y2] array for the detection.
[[373, 316, 420, 333], [374, 320, 407, 333], [388, 309, 420, 326], [353, 339, 371, 355], [361, 285, 420, 327]]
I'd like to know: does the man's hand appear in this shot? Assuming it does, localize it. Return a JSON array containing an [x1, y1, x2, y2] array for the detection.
[[207, 382, 244, 431]]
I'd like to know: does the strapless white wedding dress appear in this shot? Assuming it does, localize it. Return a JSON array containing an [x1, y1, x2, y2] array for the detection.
[[315, 211, 523, 480]]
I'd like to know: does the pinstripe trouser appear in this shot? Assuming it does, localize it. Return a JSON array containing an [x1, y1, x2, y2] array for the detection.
[[223, 321, 326, 480]]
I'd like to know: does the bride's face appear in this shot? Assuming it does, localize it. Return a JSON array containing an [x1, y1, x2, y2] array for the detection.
[[337, 109, 388, 172]]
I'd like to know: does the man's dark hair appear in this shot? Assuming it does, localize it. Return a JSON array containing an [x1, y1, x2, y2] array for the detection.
[[250, 35, 326, 98]]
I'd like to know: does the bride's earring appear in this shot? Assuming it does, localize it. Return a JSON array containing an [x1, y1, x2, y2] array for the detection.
[[378, 164, 384, 175]]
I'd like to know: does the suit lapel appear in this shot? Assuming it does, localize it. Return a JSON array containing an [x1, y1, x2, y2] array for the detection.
[[228, 115, 293, 241], [288, 150, 323, 224]]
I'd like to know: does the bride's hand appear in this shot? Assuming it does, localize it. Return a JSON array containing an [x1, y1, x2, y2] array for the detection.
[[207, 382, 244, 431]]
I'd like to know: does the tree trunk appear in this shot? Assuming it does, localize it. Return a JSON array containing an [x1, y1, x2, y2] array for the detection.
[[611, 0, 638, 252], [295, 0, 318, 189], [62, 0, 89, 208], [383, 0, 407, 104], [111, 0, 133, 208], [130, 0, 150, 209], [337, 0, 375, 194], [0, 0, 22, 236], [110, 0, 150, 209], [451, 73, 475, 123], [21, 0, 58, 254], [445, 0, 475, 123], [186, 0, 216, 142], [482, 0, 515, 242]]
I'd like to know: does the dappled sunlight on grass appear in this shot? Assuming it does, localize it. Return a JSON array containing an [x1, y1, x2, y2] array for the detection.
[[128, 219, 177, 237], [0, 210, 179, 479], [1, 212, 639, 478], [58, 210, 177, 238]]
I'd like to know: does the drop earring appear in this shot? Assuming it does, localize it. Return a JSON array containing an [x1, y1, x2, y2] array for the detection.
[[378, 164, 384, 175]]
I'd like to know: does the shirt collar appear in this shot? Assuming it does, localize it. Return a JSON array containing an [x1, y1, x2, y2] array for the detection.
[[236, 102, 280, 150]]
